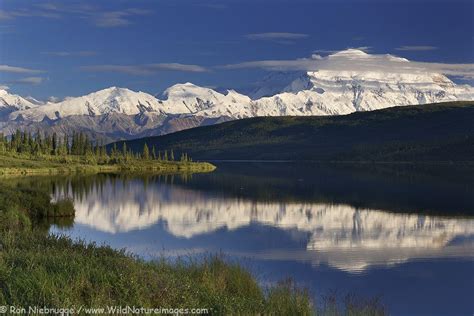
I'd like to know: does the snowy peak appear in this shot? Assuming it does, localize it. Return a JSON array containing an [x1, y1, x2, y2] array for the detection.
[[79, 86, 160, 114], [0, 89, 37, 110], [161, 82, 214, 98], [157, 82, 225, 114], [9, 87, 165, 121], [326, 49, 408, 63], [158, 82, 252, 117], [247, 49, 458, 101], [305, 70, 456, 87], [328, 48, 370, 58], [7, 85, 184, 122], [309, 49, 442, 84]]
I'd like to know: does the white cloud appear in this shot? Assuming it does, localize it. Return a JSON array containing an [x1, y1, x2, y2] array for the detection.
[[0, 65, 43, 74], [41, 51, 97, 57], [1, 4, 152, 28], [313, 49, 339, 54], [81, 63, 209, 75], [95, 11, 133, 27], [245, 32, 309, 44], [246, 32, 309, 40], [314, 46, 372, 55], [0, 10, 12, 20], [148, 63, 208, 72], [0, 85, 9, 90], [219, 49, 474, 79], [352, 46, 372, 52], [12, 77, 44, 85], [0, 9, 61, 20], [396, 46, 439, 51], [94, 9, 152, 28]]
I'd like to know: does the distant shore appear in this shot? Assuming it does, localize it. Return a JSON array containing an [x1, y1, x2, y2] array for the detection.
[[0, 155, 216, 176]]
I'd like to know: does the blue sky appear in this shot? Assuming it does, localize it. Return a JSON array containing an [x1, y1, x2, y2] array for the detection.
[[0, 0, 473, 100]]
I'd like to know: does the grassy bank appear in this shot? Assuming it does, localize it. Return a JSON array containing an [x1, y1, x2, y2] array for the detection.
[[0, 154, 216, 176], [0, 181, 313, 315], [0, 234, 312, 315]]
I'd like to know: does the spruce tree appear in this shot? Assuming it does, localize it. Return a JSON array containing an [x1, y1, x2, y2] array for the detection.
[[64, 134, 69, 155], [143, 143, 150, 160], [122, 142, 128, 161], [0, 133, 4, 153], [52, 133, 58, 155], [112, 143, 118, 162]]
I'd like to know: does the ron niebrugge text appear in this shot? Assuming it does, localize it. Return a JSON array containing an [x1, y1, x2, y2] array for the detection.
[[1, 305, 210, 315]]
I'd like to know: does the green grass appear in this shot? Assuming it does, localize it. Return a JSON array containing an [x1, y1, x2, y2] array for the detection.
[[0, 154, 216, 176], [0, 180, 314, 315], [0, 233, 313, 315]]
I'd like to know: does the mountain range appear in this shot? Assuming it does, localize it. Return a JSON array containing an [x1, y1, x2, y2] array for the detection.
[[1, 49, 473, 141]]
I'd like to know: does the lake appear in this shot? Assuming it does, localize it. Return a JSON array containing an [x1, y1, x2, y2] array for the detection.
[[48, 162, 474, 315]]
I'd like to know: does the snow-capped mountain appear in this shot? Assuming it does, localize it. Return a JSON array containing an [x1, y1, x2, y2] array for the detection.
[[9, 86, 164, 121], [0, 89, 38, 118], [158, 83, 252, 118], [2, 49, 473, 140]]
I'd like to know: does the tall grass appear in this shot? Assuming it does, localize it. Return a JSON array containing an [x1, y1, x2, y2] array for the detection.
[[0, 232, 314, 314], [0, 181, 313, 314]]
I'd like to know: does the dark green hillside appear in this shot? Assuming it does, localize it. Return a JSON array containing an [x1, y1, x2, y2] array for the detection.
[[113, 102, 474, 162]]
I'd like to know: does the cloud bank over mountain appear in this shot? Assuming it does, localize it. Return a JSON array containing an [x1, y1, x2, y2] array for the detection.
[[220, 49, 474, 80]]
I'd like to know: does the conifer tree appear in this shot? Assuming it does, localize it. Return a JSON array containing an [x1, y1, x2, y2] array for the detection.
[[61, 134, 69, 156], [122, 142, 128, 161], [0, 133, 5, 153], [143, 143, 150, 160], [111, 143, 118, 162], [52, 132, 58, 155]]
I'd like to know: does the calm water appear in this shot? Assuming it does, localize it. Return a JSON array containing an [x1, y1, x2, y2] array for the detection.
[[47, 163, 474, 315]]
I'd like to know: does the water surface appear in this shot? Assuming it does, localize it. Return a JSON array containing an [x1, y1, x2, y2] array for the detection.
[[48, 163, 474, 315]]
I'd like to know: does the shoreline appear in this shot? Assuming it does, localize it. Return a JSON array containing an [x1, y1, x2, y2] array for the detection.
[[0, 160, 216, 177], [207, 159, 474, 165]]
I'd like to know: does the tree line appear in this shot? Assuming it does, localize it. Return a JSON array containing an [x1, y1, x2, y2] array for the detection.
[[0, 130, 192, 164]]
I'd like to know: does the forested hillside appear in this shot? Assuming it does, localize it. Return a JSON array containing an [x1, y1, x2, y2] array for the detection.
[[113, 102, 474, 162]]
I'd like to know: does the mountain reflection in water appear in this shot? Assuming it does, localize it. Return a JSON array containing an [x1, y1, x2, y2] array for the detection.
[[51, 171, 474, 273]]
